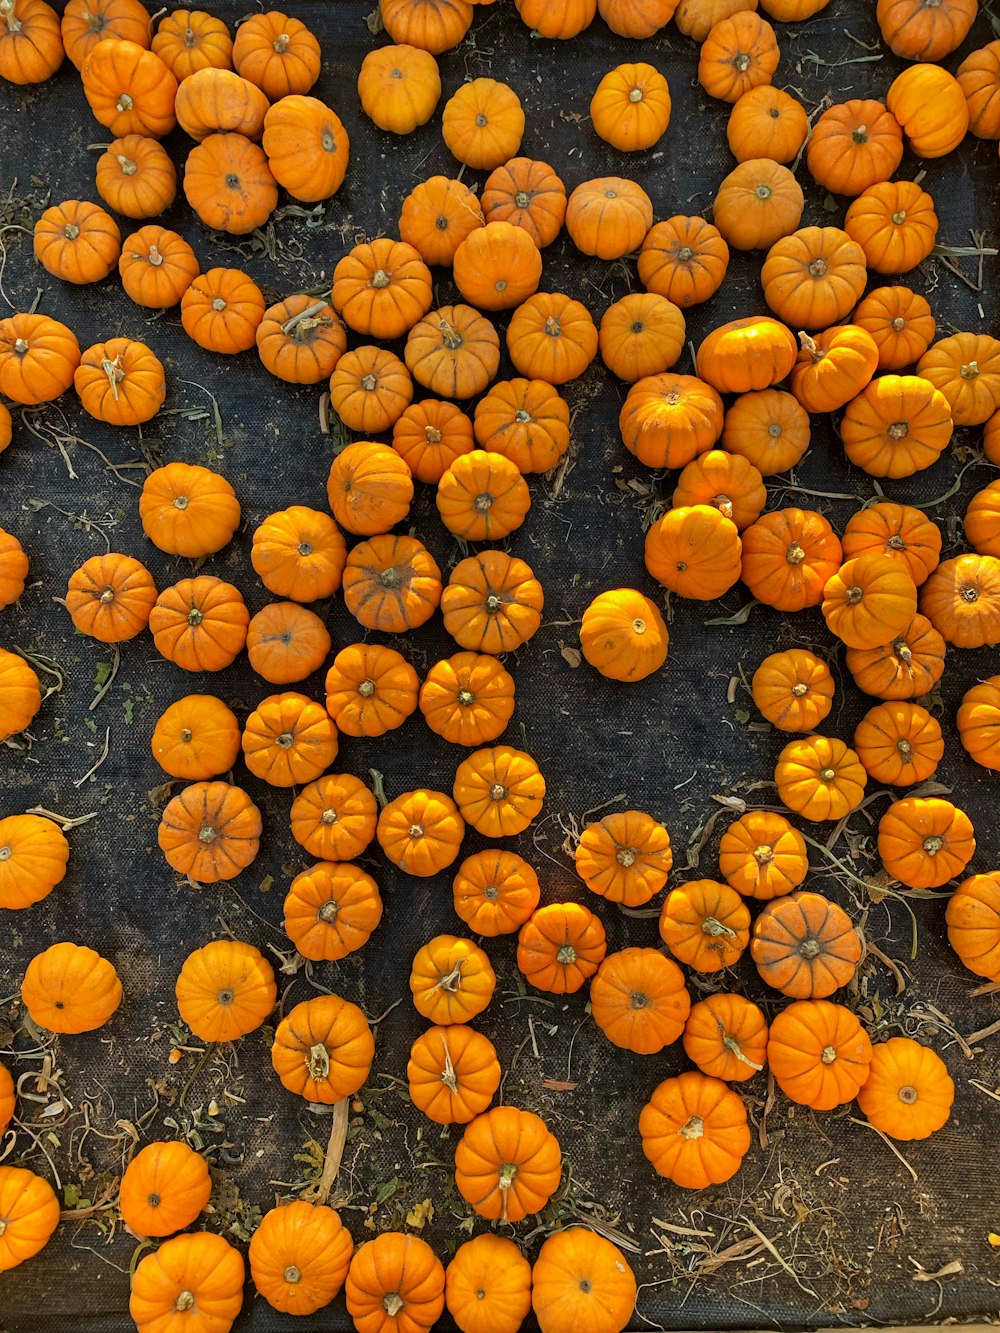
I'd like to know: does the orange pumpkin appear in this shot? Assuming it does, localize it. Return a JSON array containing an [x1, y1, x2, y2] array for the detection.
[[332, 238, 432, 340], [506, 291, 598, 384], [918, 331, 1000, 427], [877, 0, 975, 60], [591, 60, 672, 151], [290, 773, 377, 862], [152, 9, 233, 80], [620, 373, 724, 469], [436, 450, 530, 542], [246, 602, 330, 685], [575, 809, 672, 906], [64, 551, 156, 643], [328, 346, 413, 433], [958, 40, 1000, 138], [473, 377, 570, 473], [325, 441, 413, 537], [119, 225, 199, 308], [95, 134, 177, 219], [21, 941, 122, 1033], [150, 694, 241, 781], [845, 180, 938, 276], [639, 1071, 751, 1188], [82, 39, 178, 138], [822, 553, 918, 650], [0, 0, 64, 85], [251, 505, 346, 601], [405, 303, 500, 399], [409, 934, 495, 1024], [958, 675, 1000, 770], [399, 175, 484, 266], [140, 461, 239, 557], [762, 225, 868, 330], [33, 199, 121, 285], [921, 553, 1000, 649], [767, 1000, 873, 1111], [241, 691, 338, 789], [712, 158, 803, 252], [442, 550, 543, 654], [175, 938, 276, 1042], [845, 612, 947, 701], [345, 1234, 445, 1333], [180, 266, 266, 352], [61, 0, 148, 71], [232, 9, 320, 98], [531, 1229, 636, 1333], [118, 1140, 212, 1239], [481, 157, 567, 248], [751, 891, 862, 998], [382, 0, 473, 51], [579, 588, 669, 682], [174, 67, 268, 140], [806, 99, 903, 198], [257, 295, 345, 384], [454, 1105, 562, 1222], [775, 734, 867, 823], [698, 11, 778, 104], [856, 1036, 954, 1140], [325, 642, 419, 738], [683, 993, 768, 1081], [739, 508, 843, 611], [697, 316, 797, 394], [407, 1025, 501, 1125], [598, 0, 679, 35], [566, 176, 653, 260], [283, 862, 382, 962], [590, 947, 691, 1054], [840, 374, 953, 478], [886, 64, 969, 158], [356, 42, 441, 134], [150, 576, 249, 672], [0, 1166, 60, 1272], [658, 879, 750, 972], [442, 76, 524, 169], [0, 528, 26, 608], [0, 648, 42, 741], [447, 1234, 531, 1333], [0, 813, 69, 911], [129, 1232, 244, 1333], [852, 286, 936, 372], [644, 505, 742, 600], [599, 292, 686, 382], [392, 398, 475, 483], [517, 901, 607, 994], [249, 1201, 353, 1317], [790, 325, 879, 414], [721, 388, 810, 475], [420, 652, 515, 747], [377, 789, 465, 877], [343, 533, 442, 634], [271, 994, 374, 1104], [515, 0, 597, 37], [751, 648, 834, 731], [946, 873, 1000, 981], [453, 745, 545, 837], [453, 221, 542, 313], [157, 781, 262, 883], [183, 132, 277, 234], [842, 501, 941, 586], [727, 85, 808, 164], [638, 215, 729, 308], [74, 336, 165, 424], [877, 796, 975, 889], [854, 701, 944, 787], [262, 94, 350, 203], [452, 849, 540, 935]]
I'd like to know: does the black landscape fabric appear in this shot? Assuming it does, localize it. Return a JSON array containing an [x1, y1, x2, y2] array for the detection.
[[1, 1, 1000, 1330]]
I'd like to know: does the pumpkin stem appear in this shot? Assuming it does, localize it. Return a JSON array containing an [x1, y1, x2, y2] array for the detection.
[[275, 730, 295, 749], [679, 1113, 704, 1140], [182, 22, 197, 46], [754, 183, 772, 202], [217, 987, 234, 1005], [116, 92, 134, 113], [116, 152, 139, 178], [485, 593, 502, 614], [284, 1266, 302, 1284], [513, 408, 532, 423], [961, 360, 980, 380], [13, 337, 29, 357], [101, 355, 125, 402], [424, 425, 443, 444], [616, 846, 637, 867], [0, 0, 22, 33], [543, 315, 562, 338], [63, 222, 81, 241], [886, 534, 906, 552], [701, 915, 737, 939], [891, 209, 907, 226], [282, 301, 329, 338], [798, 330, 822, 362], [807, 257, 828, 278], [0, 846, 12, 862], [408, 822, 425, 839], [318, 899, 339, 923], [629, 990, 650, 1009], [99, 586, 116, 604], [631, 616, 647, 636], [820, 1044, 837, 1065], [713, 495, 734, 520], [722, 1032, 764, 1071], [371, 268, 391, 289], [321, 807, 339, 825], [791, 681, 808, 697], [768, 421, 783, 438], [798, 937, 822, 958], [380, 565, 404, 589], [675, 245, 694, 262], [147, 244, 163, 267], [457, 688, 476, 707], [628, 86, 643, 102], [358, 678, 377, 698], [360, 372, 379, 392], [734, 52, 751, 71], [891, 315, 905, 332], [893, 638, 912, 663], [786, 542, 806, 565], [433, 959, 465, 993], [497, 1160, 518, 1219], [321, 127, 336, 151], [844, 585, 864, 605], [556, 943, 578, 964], [474, 492, 494, 513], [383, 1293, 405, 1317], [852, 124, 868, 144], [753, 843, 774, 866], [439, 1033, 458, 1091], [961, 583, 980, 603], [887, 421, 909, 440], [308, 1041, 331, 1081], [187, 607, 204, 626], [896, 738, 913, 760], [198, 825, 218, 844], [898, 1084, 919, 1104], [173, 494, 190, 510], [489, 783, 508, 803], [273, 31, 290, 51], [922, 834, 944, 854], [438, 317, 464, 350], [175, 1291, 195, 1313], [818, 767, 836, 782]]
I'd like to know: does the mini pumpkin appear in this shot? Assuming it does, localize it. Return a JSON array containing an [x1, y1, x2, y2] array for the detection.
[[877, 0, 975, 60], [0, 0, 64, 85], [852, 286, 936, 372], [405, 303, 499, 399], [183, 132, 277, 234], [81, 39, 178, 138], [598, 0, 678, 35], [751, 648, 834, 731], [775, 734, 867, 823], [713, 158, 803, 252], [65, 551, 157, 643], [332, 238, 432, 340], [409, 934, 495, 1023], [232, 10, 320, 98], [251, 505, 346, 601], [326, 441, 413, 538], [674, 451, 766, 534], [958, 40, 1000, 138], [877, 796, 975, 889], [506, 291, 599, 384], [721, 388, 810, 475], [0, 813, 70, 910], [33, 199, 121, 285], [408, 1025, 501, 1125], [329, 347, 413, 433], [946, 873, 1000, 981], [575, 809, 672, 906], [453, 221, 542, 313], [174, 67, 268, 140], [249, 1201, 353, 1317], [447, 1235, 531, 1333], [683, 993, 768, 1081], [0, 648, 42, 741], [515, 0, 597, 37], [119, 1140, 212, 1239], [392, 398, 475, 483], [420, 652, 515, 747], [453, 745, 545, 837], [599, 292, 686, 382], [455, 1105, 562, 1222], [481, 157, 567, 248], [356, 42, 441, 133], [854, 701, 944, 786], [590, 947, 690, 1055], [727, 84, 808, 164], [921, 553, 1000, 649], [644, 505, 742, 600], [283, 861, 382, 962], [0, 313, 80, 405], [257, 296, 346, 384], [119, 225, 199, 308], [532, 1229, 636, 1333], [150, 576, 249, 672], [886, 63, 970, 158], [805, 98, 903, 197], [180, 266, 266, 352], [150, 694, 241, 781], [822, 553, 918, 649], [958, 675, 1000, 769], [241, 692, 338, 788], [152, 9, 233, 80], [442, 76, 524, 169], [74, 336, 165, 424], [61, 0, 149, 71], [436, 450, 531, 542], [591, 60, 671, 151], [157, 781, 262, 883], [638, 215, 729, 308], [840, 374, 953, 478], [762, 225, 868, 330], [0, 528, 21, 608], [271, 993, 374, 1103], [639, 1071, 751, 1188], [658, 879, 750, 973], [856, 1036, 954, 1140], [21, 941, 122, 1033], [345, 1233, 445, 1333], [846, 612, 947, 700], [845, 180, 938, 276], [751, 890, 862, 998], [0, 1166, 59, 1273], [343, 533, 442, 634], [399, 175, 484, 266], [790, 325, 879, 414], [97, 133, 176, 220], [175, 938, 276, 1043], [566, 176, 653, 260], [452, 849, 540, 935], [918, 332, 1000, 427], [579, 587, 670, 683], [263, 94, 350, 202], [290, 773, 378, 862], [473, 377, 571, 473], [246, 602, 330, 685], [378, 789, 465, 877], [842, 502, 941, 586], [325, 642, 419, 738], [767, 1000, 873, 1110], [140, 461, 239, 557], [620, 374, 724, 470], [517, 901, 607, 994], [381, 0, 473, 51], [442, 549, 543, 654], [965, 481, 1000, 559], [698, 11, 778, 104], [130, 1234, 245, 1333]]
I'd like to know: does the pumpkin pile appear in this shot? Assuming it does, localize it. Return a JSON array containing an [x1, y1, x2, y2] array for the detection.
[[1, 0, 999, 1329]]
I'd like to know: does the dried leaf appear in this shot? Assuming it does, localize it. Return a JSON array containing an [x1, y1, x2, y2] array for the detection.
[[559, 643, 582, 668], [405, 1198, 434, 1230]]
